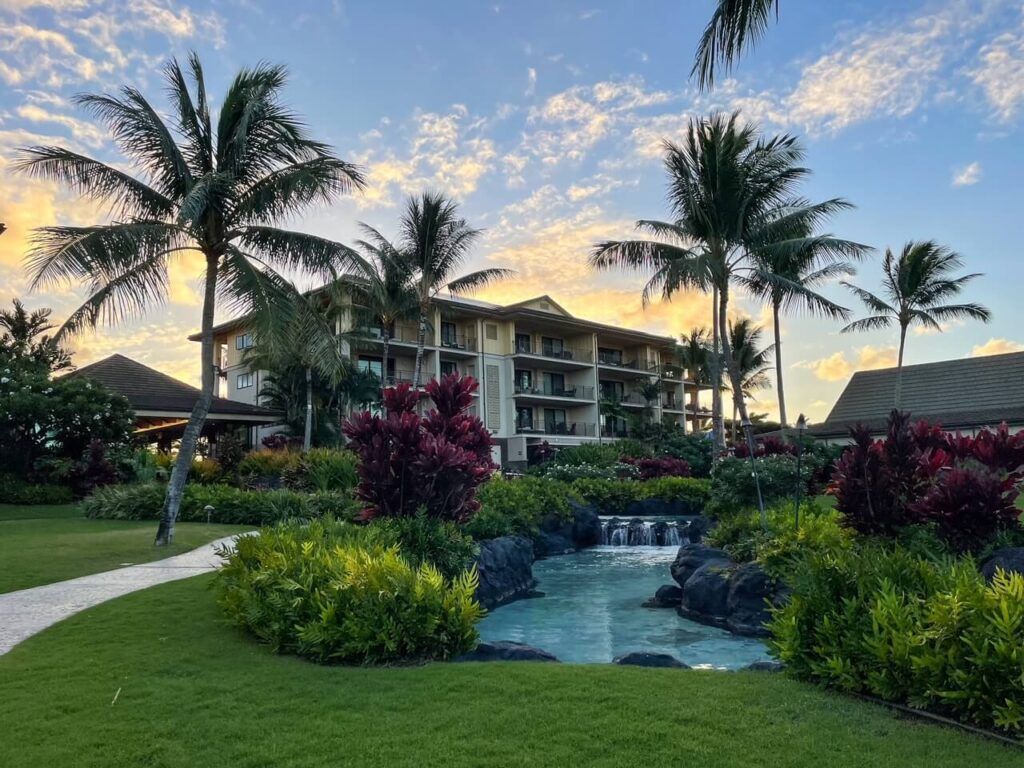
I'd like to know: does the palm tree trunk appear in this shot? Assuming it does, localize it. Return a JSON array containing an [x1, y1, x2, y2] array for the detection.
[[773, 300, 788, 432], [381, 333, 391, 398], [894, 322, 908, 409], [709, 287, 724, 455], [732, 401, 738, 445], [303, 366, 313, 451], [155, 254, 219, 546], [719, 284, 753, 427], [413, 306, 428, 388]]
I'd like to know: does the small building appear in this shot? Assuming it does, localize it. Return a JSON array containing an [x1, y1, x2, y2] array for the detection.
[[68, 354, 281, 450], [809, 352, 1024, 443]]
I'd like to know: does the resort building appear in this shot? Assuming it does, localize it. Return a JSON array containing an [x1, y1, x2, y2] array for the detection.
[[809, 351, 1024, 442], [201, 291, 711, 466]]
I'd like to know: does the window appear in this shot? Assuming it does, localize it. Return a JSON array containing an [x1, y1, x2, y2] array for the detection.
[[514, 332, 531, 353], [544, 408, 567, 434], [236, 372, 254, 389], [358, 357, 385, 380], [543, 372, 565, 395], [600, 380, 624, 400], [235, 333, 253, 350], [514, 369, 532, 392], [485, 323, 498, 341], [541, 336, 564, 357], [598, 347, 622, 365], [516, 407, 534, 431], [440, 321, 458, 347], [440, 360, 458, 377]]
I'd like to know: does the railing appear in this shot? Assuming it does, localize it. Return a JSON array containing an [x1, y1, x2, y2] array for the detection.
[[659, 366, 684, 380], [516, 421, 597, 436], [514, 383, 595, 400], [603, 391, 649, 406], [514, 340, 594, 363], [361, 326, 422, 344], [597, 354, 639, 369], [439, 334, 477, 352], [662, 397, 682, 410], [384, 370, 417, 386], [601, 424, 632, 438]]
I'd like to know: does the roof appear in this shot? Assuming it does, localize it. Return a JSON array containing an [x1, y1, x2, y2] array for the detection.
[[810, 352, 1024, 437], [66, 354, 279, 420]]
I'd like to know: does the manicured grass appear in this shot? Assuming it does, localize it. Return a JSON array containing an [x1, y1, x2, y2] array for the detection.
[[0, 504, 248, 594], [0, 575, 1015, 768]]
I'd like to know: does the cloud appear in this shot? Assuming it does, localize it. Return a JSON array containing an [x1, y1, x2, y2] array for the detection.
[[15, 102, 106, 146], [796, 345, 898, 382], [970, 338, 1024, 356], [970, 21, 1024, 120], [525, 67, 537, 97], [952, 161, 983, 186]]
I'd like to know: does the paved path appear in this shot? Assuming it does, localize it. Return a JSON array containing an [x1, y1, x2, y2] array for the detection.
[[0, 534, 242, 656]]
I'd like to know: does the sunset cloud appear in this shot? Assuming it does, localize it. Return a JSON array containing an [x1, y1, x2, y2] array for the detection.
[[795, 345, 898, 382], [970, 338, 1024, 357]]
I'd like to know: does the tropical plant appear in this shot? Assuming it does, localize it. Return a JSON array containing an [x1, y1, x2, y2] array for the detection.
[[746, 223, 866, 429], [693, 0, 780, 90], [725, 318, 773, 444], [13, 54, 364, 545], [591, 113, 852, 454], [0, 299, 72, 373], [397, 192, 511, 387], [841, 241, 990, 407]]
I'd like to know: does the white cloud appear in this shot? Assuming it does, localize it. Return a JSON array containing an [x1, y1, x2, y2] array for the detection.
[[970, 22, 1024, 120], [952, 161, 982, 187], [525, 67, 537, 97]]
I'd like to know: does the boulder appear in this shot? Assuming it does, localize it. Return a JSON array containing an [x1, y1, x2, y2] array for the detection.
[[474, 536, 536, 610], [679, 561, 732, 622], [725, 562, 775, 637], [980, 548, 1024, 582], [670, 543, 732, 588], [614, 652, 690, 669], [454, 641, 558, 662], [642, 584, 683, 609], [571, 502, 602, 548], [684, 515, 712, 543], [534, 531, 575, 557]]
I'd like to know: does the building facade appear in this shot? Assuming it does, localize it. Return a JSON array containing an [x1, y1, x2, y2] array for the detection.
[[203, 292, 711, 465]]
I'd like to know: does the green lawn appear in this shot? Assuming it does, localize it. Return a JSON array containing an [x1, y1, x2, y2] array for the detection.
[[0, 504, 248, 594], [0, 575, 1015, 768]]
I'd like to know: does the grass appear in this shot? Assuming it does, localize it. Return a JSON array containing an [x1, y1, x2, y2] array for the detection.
[[0, 504, 248, 594], [0, 575, 1015, 768]]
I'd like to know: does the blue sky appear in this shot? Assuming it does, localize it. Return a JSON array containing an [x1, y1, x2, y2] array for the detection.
[[1, 0, 1022, 420]]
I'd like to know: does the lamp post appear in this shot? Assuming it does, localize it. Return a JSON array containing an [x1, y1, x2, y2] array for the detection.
[[793, 414, 807, 532], [742, 417, 767, 529]]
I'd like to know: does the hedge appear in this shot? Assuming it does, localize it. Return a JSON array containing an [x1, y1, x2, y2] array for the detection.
[[0, 474, 75, 505]]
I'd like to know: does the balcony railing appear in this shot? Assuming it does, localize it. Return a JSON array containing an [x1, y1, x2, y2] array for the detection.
[[516, 421, 597, 436], [661, 397, 682, 410], [439, 334, 477, 352], [597, 354, 639, 369], [600, 423, 632, 438], [384, 370, 417, 386], [602, 391, 649, 406], [514, 383, 595, 400], [514, 340, 594, 363], [361, 326, 421, 344]]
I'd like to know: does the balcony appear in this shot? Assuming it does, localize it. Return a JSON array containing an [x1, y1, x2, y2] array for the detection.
[[597, 353, 639, 369], [360, 326, 422, 345], [602, 391, 649, 407], [514, 383, 595, 401], [661, 397, 684, 411], [600, 423, 632, 438], [516, 420, 597, 437], [513, 340, 594, 367], [383, 369, 417, 386], [439, 333, 478, 354]]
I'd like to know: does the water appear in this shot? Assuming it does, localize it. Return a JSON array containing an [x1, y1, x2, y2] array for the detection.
[[478, 546, 770, 667], [600, 517, 683, 546]]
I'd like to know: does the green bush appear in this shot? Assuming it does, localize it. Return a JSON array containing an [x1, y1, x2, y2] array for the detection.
[[218, 518, 482, 664], [0, 473, 74, 505], [465, 476, 579, 540], [189, 457, 224, 485], [769, 543, 1024, 734], [541, 462, 639, 481], [706, 498, 852, 578], [368, 514, 477, 580], [237, 450, 299, 488], [707, 454, 828, 517], [550, 443, 623, 467], [282, 448, 359, 493], [82, 482, 357, 525], [570, 476, 711, 516]]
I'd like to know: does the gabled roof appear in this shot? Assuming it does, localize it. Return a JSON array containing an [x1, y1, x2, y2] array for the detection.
[[66, 354, 279, 420], [810, 352, 1024, 437], [500, 295, 573, 317]]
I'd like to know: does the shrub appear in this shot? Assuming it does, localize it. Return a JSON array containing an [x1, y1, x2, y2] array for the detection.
[[189, 457, 224, 485], [282, 448, 358, 493], [237, 450, 299, 489], [769, 543, 1024, 734], [541, 461, 639, 481], [82, 482, 357, 525], [465, 475, 579, 539], [909, 466, 1020, 552], [368, 514, 477, 579], [550, 443, 623, 467], [343, 375, 495, 522], [218, 519, 482, 664], [570, 476, 711, 516], [707, 454, 826, 518], [621, 455, 691, 479], [0, 473, 74, 505]]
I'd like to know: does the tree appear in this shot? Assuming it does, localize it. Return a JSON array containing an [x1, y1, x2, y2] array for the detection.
[[348, 225, 419, 394], [746, 223, 867, 429], [726, 318, 773, 443], [398, 192, 512, 387], [0, 299, 73, 373], [591, 112, 850, 456], [693, 0, 779, 90], [841, 241, 990, 407], [14, 54, 364, 544]]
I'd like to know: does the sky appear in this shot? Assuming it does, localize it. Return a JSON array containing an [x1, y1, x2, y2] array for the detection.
[[1, 0, 1023, 422]]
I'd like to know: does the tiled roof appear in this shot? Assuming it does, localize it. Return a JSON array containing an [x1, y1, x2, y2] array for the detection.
[[810, 352, 1024, 437], [66, 354, 279, 419]]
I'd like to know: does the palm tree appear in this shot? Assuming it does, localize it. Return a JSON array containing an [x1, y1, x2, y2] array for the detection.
[[591, 112, 851, 455], [398, 192, 512, 387], [348, 225, 419, 394], [13, 54, 364, 545], [746, 222, 868, 429], [726, 318, 773, 443], [0, 299, 73, 372], [694, 0, 779, 90], [841, 241, 991, 407]]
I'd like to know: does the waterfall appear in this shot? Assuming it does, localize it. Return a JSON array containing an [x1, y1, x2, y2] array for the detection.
[[600, 518, 684, 547]]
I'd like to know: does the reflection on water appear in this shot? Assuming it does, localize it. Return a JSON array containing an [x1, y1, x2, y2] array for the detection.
[[478, 546, 769, 667]]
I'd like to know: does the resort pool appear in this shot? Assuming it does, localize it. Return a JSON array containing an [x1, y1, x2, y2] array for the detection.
[[478, 546, 771, 667]]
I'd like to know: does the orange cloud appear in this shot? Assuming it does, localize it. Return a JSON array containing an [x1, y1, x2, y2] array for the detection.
[[971, 338, 1024, 357], [796, 345, 897, 382]]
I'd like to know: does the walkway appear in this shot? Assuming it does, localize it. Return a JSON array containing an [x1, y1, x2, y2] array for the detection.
[[0, 534, 241, 656]]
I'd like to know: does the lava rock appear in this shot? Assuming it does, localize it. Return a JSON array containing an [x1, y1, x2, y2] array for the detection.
[[474, 536, 536, 610], [670, 543, 732, 588], [684, 515, 712, 543], [725, 562, 775, 637], [642, 584, 683, 608], [534, 530, 575, 557], [454, 641, 559, 662], [614, 652, 690, 668], [679, 560, 733, 621], [571, 502, 602, 548], [980, 548, 1024, 582], [743, 660, 785, 673]]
